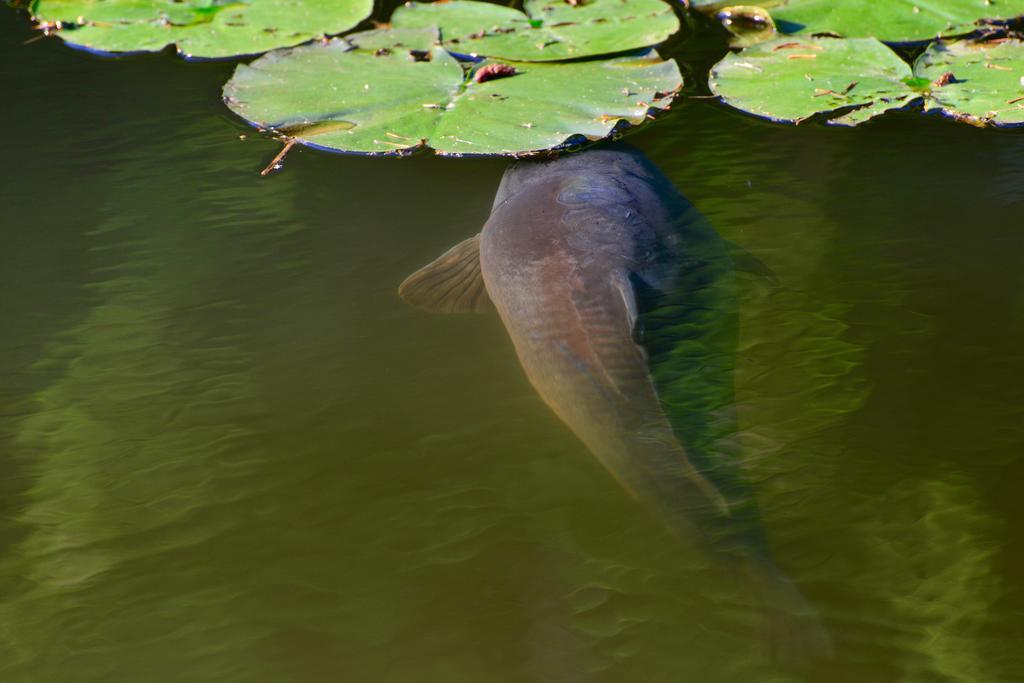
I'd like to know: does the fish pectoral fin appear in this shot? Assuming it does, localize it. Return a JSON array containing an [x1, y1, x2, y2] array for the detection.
[[398, 234, 492, 314], [613, 270, 640, 336]]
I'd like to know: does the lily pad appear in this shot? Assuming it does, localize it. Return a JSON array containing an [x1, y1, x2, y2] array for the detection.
[[29, 0, 374, 58], [916, 39, 1024, 126], [690, 0, 1024, 44], [709, 37, 917, 126], [391, 0, 680, 61], [222, 28, 682, 156]]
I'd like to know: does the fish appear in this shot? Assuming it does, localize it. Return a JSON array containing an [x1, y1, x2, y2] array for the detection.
[[399, 143, 832, 663]]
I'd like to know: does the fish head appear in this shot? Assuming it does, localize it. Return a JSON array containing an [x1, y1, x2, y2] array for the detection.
[[491, 142, 660, 212]]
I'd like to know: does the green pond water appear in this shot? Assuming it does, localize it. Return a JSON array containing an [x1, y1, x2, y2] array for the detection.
[[3, 7, 1024, 682]]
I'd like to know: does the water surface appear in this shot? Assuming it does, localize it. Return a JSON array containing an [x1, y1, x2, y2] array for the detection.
[[2, 7, 1024, 682]]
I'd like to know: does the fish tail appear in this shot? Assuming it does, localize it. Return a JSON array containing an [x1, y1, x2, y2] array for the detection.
[[747, 557, 834, 667]]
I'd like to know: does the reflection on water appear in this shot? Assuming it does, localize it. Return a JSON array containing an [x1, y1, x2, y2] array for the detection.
[[2, 5, 1024, 682]]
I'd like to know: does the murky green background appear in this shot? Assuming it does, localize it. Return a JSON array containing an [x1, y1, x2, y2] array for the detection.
[[3, 6, 1024, 682]]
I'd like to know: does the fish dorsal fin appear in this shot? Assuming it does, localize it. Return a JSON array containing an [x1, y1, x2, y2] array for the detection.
[[398, 234, 492, 314]]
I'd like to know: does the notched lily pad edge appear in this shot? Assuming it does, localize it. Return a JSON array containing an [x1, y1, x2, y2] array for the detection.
[[924, 107, 1024, 128], [701, 92, 925, 128], [422, 24, 686, 66], [441, 43, 681, 65], [709, 91, 1024, 130]]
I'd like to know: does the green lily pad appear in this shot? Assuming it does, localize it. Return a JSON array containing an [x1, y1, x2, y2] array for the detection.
[[689, 0, 1024, 44], [29, 0, 374, 58], [709, 37, 918, 125], [222, 28, 682, 156], [391, 0, 680, 62], [916, 39, 1024, 127]]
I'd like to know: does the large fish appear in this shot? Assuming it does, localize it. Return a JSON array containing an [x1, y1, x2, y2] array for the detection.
[[399, 144, 832, 662]]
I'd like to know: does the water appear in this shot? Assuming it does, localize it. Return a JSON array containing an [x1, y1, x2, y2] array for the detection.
[[3, 7, 1024, 681]]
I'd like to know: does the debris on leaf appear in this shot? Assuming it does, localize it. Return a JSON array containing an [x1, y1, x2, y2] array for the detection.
[[710, 36, 919, 126], [475, 63, 518, 83], [917, 38, 1024, 126]]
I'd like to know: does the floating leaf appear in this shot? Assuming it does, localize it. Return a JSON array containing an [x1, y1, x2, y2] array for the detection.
[[29, 0, 374, 58], [345, 25, 440, 52], [709, 37, 917, 125], [689, 0, 1024, 44], [916, 39, 1024, 127], [391, 0, 680, 61], [222, 28, 682, 156]]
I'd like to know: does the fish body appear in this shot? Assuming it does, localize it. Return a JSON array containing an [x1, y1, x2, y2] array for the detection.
[[400, 144, 831, 662], [478, 146, 754, 548]]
